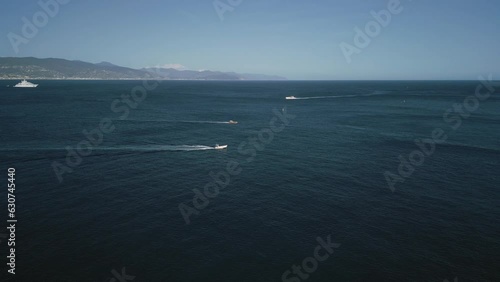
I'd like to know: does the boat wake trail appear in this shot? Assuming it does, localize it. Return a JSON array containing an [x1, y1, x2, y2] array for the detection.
[[107, 145, 217, 151], [179, 120, 231, 124], [0, 145, 218, 152], [291, 91, 390, 100], [117, 119, 233, 124]]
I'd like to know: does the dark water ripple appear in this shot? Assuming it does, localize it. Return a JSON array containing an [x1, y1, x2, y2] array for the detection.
[[0, 80, 499, 281]]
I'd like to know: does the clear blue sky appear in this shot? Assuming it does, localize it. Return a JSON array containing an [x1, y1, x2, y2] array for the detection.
[[1, 0, 499, 80]]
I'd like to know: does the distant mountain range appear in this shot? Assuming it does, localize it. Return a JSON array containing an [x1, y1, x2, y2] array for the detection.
[[0, 57, 286, 80]]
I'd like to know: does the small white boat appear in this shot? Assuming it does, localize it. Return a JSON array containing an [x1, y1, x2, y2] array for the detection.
[[214, 144, 228, 150], [14, 79, 38, 88], [228, 120, 238, 124], [285, 96, 297, 100]]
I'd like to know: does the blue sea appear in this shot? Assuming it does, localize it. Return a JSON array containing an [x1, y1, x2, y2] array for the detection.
[[1, 80, 499, 282]]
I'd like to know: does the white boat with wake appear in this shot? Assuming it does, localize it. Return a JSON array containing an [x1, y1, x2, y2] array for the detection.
[[214, 144, 228, 150], [14, 79, 38, 88], [285, 96, 297, 100], [228, 120, 238, 124]]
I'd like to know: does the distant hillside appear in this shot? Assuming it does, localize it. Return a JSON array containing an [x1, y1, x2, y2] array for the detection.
[[0, 57, 150, 79], [0, 57, 286, 80], [142, 68, 241, 80]]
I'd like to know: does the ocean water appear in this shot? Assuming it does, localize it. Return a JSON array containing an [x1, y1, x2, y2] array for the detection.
[[0, 80, 499, 282]]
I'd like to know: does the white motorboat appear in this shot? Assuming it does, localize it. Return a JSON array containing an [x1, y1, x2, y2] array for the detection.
[[214, 144, 228, 150], [228, 120, 238, 124], [285, 96, 297, 100], [14, 79, 38, 88]]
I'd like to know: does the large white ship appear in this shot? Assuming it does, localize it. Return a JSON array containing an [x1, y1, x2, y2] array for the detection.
[[14, 79, 38, 88]]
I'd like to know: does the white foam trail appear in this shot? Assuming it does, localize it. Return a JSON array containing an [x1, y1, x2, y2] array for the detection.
[[292, 95, 354, 100], [290, 92, 389, 100], [112, 145, 217, 151], [113, 119, 233, 124], [0, 145, 218, 152], [178, 120, 231, 124]]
